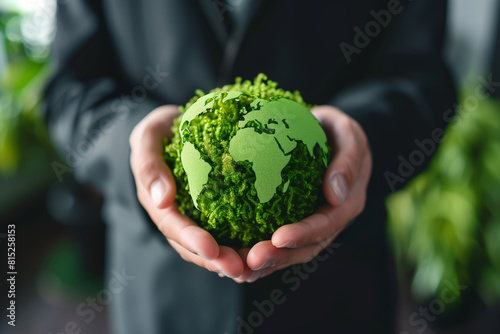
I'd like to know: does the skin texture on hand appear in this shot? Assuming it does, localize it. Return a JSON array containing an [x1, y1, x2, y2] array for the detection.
[[130, 105, 245, 278], [236, 105, 373, 282], [129, 104, 372, 283]]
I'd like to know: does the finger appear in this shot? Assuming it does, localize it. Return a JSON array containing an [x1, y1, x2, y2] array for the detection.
[[131, 156, 176, 209], [235, 248, 254, 281], [272, 150, 372, 250], [130, 106, 180, 208], [311, 107, 368, 207], [129, 105, 180, 147], [157, 206, 220, 260], [170, 241, 244, 278], [246, 241, 328, 273], [214, 246, 245, 278], [170, 240, 220, 271], [271, 207, 341, 249]]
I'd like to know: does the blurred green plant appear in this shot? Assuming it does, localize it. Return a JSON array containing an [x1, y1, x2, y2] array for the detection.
[[0, 5, 56, 174], [2, 1, 499, 312], [387, 94, 500, 307]]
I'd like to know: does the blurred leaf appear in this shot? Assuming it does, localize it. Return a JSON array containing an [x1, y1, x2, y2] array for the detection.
[[1, 57, 44, 91], [0, 123, 20, 172], [387, 94, 500, 308], [0, 10, 53, 174], [479, 268, 500, 307], [412, 257, 445, 299], [484, 219, 500, 269]]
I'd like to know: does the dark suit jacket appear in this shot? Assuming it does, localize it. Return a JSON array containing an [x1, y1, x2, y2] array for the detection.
[[44, 1, 456, 333]]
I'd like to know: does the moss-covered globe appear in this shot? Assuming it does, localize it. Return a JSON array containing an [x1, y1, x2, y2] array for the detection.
[[164, 74, 330, 247]]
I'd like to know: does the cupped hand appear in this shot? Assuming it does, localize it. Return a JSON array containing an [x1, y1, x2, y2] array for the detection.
[[234, 105, 373, 283], [129, 105, 244, 278]]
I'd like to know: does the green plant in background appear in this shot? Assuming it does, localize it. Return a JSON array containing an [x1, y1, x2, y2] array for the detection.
[[387, 94, 500, 307], [0, 4, 55, 174], [2, 0, 499, 313]]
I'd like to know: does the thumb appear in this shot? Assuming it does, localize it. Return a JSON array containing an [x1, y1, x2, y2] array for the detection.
[[134, 157, 177, 209], [312, 106, 366, 207], [129, 106, 179, 210], [323, 154, 357, 207]]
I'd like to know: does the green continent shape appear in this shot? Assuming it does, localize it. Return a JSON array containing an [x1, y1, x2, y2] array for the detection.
[[230, 98, 329, 203], [229, 128, 291, 203], [246, 98, 329, 166], [180, 141, 212, 209], [180, 90, 243, 135]]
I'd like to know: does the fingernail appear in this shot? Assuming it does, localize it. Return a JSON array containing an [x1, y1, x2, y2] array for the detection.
[[254, 259, 275, 271], [150, 179, 167, 206], [247, 270, 264, 283], [195, 252, 210, 261], [217, 269, 238, 278], [329, 173, 347, 204], [276, 241, 296, 249]]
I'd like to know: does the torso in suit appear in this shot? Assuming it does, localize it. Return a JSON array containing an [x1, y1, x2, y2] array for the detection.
[[44, 0, 456, 333]]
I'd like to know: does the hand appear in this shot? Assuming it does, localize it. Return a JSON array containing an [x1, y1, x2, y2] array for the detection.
[[129, 105, 245, 278], [234, 105, 373, 283]]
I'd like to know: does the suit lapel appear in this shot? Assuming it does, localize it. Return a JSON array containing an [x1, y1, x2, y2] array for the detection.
[[193, 0, 231, 47], [195, 0, 268, 37], [219, 0, 278, 82], [193, 0, 277, 85], [193, 0, 279, 83]]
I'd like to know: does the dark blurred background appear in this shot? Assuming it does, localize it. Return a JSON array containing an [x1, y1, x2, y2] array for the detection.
[[0, 0, 499, 333]]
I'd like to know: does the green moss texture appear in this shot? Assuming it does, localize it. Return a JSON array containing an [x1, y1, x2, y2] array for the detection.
[[164, 74, 330, 247]]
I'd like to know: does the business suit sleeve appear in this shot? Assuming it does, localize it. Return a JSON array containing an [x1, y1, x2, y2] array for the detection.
[[43, 0, 161, 196], [331, 0, 456, 197]]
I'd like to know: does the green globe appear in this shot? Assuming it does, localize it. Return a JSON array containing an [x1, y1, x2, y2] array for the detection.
[[165, 74, 330, 247]]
